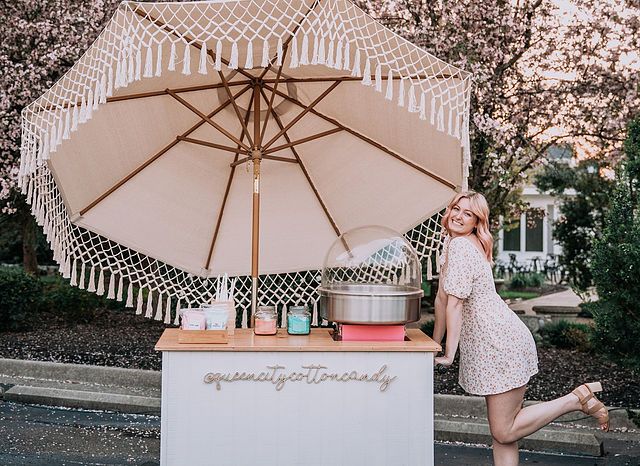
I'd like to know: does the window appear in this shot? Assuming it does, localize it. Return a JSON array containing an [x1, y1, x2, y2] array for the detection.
[[503, 222, 521, 251], [525, 213, 543, 252]]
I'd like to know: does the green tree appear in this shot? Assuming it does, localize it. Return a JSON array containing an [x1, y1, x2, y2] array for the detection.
[[589, 118, 640, 369], [535, 157, 614, 292]]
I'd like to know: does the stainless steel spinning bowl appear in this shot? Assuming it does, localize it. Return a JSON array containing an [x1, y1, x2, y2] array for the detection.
[[318, 283, 423, 325]]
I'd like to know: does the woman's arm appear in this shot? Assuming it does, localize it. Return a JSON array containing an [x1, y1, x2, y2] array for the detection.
[[432, 279, 447, 345], [434, 295, 463, 366]]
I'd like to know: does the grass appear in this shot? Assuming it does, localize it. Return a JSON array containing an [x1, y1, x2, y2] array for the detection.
[[498, 290, 540, 300]]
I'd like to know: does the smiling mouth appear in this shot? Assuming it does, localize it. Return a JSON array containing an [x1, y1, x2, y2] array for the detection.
[[451, 220, 463, 227]]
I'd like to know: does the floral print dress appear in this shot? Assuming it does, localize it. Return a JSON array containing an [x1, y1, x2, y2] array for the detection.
[[441, 235, 539, 395]]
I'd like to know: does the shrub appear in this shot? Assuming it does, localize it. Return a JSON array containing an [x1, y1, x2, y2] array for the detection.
[[0, 267, 42, 331], [539, 320, 593, 351], [508, 272, 545, 290], [420, 320, 435, 339]]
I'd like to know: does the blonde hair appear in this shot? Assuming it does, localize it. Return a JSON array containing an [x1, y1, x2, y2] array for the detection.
[[441, 191, 493, 263]]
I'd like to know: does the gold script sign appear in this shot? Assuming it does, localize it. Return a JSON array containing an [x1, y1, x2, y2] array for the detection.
[[203, 364, 397, 392]]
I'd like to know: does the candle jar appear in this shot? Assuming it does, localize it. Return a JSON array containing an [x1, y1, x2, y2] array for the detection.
[[287, 305, 311, 335], [254, 306, 277, 335]]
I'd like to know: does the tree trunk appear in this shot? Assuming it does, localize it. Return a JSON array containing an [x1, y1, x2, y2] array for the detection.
[[22, 215, 38, 275]]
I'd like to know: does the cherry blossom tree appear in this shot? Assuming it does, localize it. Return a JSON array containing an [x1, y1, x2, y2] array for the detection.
[[357, 0, 640, 225], [0, 0, 119, 272]]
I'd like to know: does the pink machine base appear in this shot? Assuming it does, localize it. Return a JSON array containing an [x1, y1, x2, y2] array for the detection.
[[340, 325, 406, 341]]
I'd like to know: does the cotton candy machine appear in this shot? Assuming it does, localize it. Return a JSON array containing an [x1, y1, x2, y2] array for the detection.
[[318, 226, 423, 326]]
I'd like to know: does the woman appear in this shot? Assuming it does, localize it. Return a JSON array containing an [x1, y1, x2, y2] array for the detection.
[[433, 191, 609, 466]]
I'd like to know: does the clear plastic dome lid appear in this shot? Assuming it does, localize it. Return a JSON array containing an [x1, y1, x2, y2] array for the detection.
[[321, 225, 422, 290]]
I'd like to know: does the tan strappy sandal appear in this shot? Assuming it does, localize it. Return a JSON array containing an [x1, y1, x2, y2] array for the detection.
[[572, 382, 610, 432]]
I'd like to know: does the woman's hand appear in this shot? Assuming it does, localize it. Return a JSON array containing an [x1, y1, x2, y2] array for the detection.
[[434, 355, 454, 367]]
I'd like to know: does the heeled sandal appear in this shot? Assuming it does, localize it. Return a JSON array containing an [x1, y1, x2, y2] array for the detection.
[[572, 382, 610, 432]]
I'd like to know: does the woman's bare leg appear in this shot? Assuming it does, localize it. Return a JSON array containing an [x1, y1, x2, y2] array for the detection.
[[486, 384, 583, 464]]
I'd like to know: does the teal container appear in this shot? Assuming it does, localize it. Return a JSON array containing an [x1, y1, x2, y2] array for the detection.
[[287, 305, 311, 335]]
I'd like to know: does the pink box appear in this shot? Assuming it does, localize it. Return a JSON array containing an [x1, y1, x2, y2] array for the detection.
[[340, 325, 406, 341]]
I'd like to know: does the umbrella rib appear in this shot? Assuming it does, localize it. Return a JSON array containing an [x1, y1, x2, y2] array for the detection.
[[106, 81, 251, 104], [260, 53, 286, 143], [79, 84, 251, 217], [177, 136, 249, 155], [218, 70, 254, 147], [263, 128, 343, 155], [259, 88, 342, 238], [263, 83, 458, 190], [205, 87, 256, 270], [261, 155, 299, 164], [166, 89, 251, 152], [262, 80, 341, 150]]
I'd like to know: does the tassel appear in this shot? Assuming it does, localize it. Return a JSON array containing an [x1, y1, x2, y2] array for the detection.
[[214, 40, 222, 70], [116, 274, 124, 301], [71, 105, 78, 131], [126, 282, 134, 307], [374, 62, 382, 91], [62, 110, 70, 140], [261, 39, 270, 68], [168, 42, 177, 71], [276, 37, 283, 66], [362, 57, 372, 85], [79, 95, 87, 123], [317, 36, 326, 64], [85, 90, 94, 120], [70, 259, 78, 286], [244, 39, 253, 69], [143, 45, 153, 77], [300, 33, 309, 65], [280, 304, 287, 328], [419, 92, 427, 120], [240, 307, 248, 328], [79, 262, 86, 289], [229, 41, 238, 69], [127, 48, 134, 83], [135, 47, 142, 80], [408, 84, 417, 113], [430, 96, 436, 125], [173, 299, 182, 326], [198, 41, 208, 74], [182, 43, 191, 75], [62, 256, 71, 279], [312, 301, 318, 326], [326, 39, 334, 67], [427, 256, 433, 280], [289, 35, 299, 68], [385, 69, 393, 100], [351, 48, 361, 77], [93, 79, 100, 109], [145, 290, 154, 318], [454, 112, 461, 138], [437, 105, 445, 131], [155, 43, 163, 77], [136, 288, 144, 314], [87, 265, 96, 292], [120, 54, 127, 86], [114, 54, 121, 89], [48, 124, 57, 155], [56, 115, 63, 146], [342, 40, 350, 70], [107, 272, 116, 299], [96, 269, 105, 296], [334, 39, 343, 70], [164, 296, 172, 324], [41, 132, 49, 163], [154, 293, 164, 320], [448, 108, 454, 135], [99, 73, 107, 104], [107, 65, 113, 96], [311, 34, 319, 65]]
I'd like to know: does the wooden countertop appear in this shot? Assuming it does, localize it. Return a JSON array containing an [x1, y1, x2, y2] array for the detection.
[[155, 328, 441, 352]]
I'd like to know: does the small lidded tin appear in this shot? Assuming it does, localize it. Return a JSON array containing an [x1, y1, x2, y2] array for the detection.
[[287, 305, 311, 335], [254, 306, 277, 335]]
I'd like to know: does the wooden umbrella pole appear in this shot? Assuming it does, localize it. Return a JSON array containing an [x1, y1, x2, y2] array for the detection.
[[251, 82, 262, 325]]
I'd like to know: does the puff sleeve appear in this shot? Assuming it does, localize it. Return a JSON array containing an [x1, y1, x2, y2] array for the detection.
[[443, 237, 475, 300]]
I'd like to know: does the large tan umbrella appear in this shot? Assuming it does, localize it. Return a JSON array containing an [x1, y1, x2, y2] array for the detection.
[[19, 0, 472, 325]]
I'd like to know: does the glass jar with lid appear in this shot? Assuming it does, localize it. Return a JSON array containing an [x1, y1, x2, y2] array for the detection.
[[254, 306, 277, 335], [287, 305, 311, 335]]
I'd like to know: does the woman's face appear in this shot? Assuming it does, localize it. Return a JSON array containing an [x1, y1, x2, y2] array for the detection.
[[448, 197, 478, 236]]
